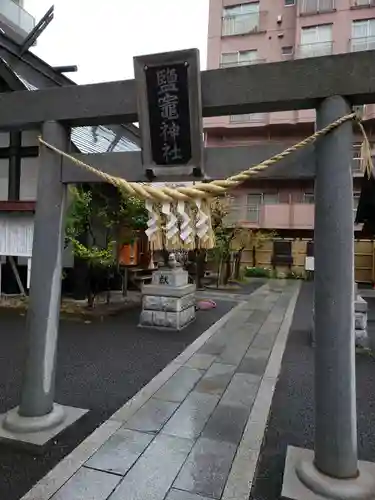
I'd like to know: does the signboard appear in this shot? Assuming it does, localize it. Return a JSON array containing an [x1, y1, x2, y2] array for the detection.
[[0, 215, 34, 257], [134, 49, 204, 178], [305, 256, 315, 271], [145, 63, 192, 166]]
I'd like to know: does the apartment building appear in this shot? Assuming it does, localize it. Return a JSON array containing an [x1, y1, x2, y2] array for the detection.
[[205, 0, 375, 236], [0, 0, 35, 42]]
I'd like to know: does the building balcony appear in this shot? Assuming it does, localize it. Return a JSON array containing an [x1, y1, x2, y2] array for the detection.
[[297, 41, 333, 58], [229, 113, 268, 125], [350, 0, 375, 8], [299, 0, 336, 15], [226, 202, 361, 230], [219, 59, 266, 69], [350, 36, 375, 52], [226, 203, 315, 230], [0, 0, 35, 38], [221, 11, 267, 37]]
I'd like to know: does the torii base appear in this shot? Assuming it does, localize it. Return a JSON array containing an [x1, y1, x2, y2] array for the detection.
[[282, 446, 375, 500], [0, 404, 87, 450]]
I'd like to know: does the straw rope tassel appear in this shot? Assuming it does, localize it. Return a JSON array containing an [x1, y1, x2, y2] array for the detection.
[[145, 200, 163, 251], [200, 199, 215, 250], [356, 119, 374, 178], [162, 202, 180, 251], [177, 200, 194, 249]]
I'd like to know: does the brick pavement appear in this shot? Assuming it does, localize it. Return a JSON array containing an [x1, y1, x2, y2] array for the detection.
[[22, 280, 300, 500]]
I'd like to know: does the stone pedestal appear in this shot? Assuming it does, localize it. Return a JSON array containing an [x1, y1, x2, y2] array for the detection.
[[139, 268, 196, 331], [311, 283, 369, 348], [355, 295, 368, 348]]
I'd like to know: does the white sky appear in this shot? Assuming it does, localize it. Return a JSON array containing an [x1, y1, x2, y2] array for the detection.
[[23, 0, 209, 85]]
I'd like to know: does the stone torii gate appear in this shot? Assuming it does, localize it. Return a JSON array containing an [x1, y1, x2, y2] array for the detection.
[[0, 48, 374, 499]]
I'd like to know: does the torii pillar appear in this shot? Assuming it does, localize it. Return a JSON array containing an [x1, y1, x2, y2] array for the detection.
[[282, 96, 375, 499]]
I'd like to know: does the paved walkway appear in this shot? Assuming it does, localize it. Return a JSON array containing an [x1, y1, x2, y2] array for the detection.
[[22, 280, 300, 500]]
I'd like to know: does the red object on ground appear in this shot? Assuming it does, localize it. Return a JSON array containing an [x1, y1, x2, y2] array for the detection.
[[196, 299, 217, 310]]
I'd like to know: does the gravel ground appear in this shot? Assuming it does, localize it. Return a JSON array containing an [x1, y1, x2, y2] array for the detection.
[[251, 281, 375, 500], [0, 295, 247, 500]]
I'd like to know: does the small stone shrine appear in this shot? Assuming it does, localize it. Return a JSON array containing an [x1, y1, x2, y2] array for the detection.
[[139, 253, 196, 330]]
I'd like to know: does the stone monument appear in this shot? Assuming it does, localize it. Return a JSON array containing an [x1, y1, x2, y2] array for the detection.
[[311, 283, 369, 347], [139, 253, 196, 330]]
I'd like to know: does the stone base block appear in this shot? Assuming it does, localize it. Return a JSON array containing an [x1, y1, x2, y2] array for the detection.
[[151, 269, 188, 287], [0, 405, 88, 450], [143, 292, 195, 312], [282, 446, 375, 500], [311, 295, 369, 348], [142, 283, 196, 298], [139, 306, 196, 331], [356, 329, 370, 348], [355, 312, 367, 331], [355, 297, 368, 314]]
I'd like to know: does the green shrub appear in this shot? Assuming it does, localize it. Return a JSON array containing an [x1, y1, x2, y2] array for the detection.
[[286, 270, 305, 280], [245, 266, 271, 278]]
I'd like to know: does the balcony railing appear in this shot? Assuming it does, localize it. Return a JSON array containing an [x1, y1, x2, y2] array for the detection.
[[221, 11, 267, 37], [0, 0, 35, 33], [219, 59, 266, 69], [299, 0, 335, 14], [225, 200, 362, 229], [297, 41, 333, 58], [229, 113, 267, 124], [350, 36, 375, 52], [351, 0, 375, 7]]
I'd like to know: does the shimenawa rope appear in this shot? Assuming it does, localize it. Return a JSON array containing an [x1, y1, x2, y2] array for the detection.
[[38, 112, 370, 250]]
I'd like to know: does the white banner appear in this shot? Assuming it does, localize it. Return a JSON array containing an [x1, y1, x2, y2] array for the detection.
[[0, 215, 34, 257]]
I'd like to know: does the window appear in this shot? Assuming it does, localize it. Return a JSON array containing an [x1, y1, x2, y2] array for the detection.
[[352, 139, 372, 173], [243, 193, 280, 223], [285, 0, 295, 5], [299, 24, 333, 57], [221, 49, 259, 68], [300, 0, 335, 14], [222, 2, 260, 36], [352, 0, 375, 7], [246, 194, 262, 223], [229, 113, 267, 123], [353, 192, 361, 223], [303, 192, 315, 204], [224, 195, 242, 226], [282, 45, 294, 56], [352, 104, 366, 118], [263, 193, 279, 204], [353, 144, 363, 173], [351, 19, 375, 51]]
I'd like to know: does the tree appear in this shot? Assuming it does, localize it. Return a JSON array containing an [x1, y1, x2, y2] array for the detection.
[[210, 196, 276, 285], [210, 196, 242, 286], [65, 184, 147, 307]]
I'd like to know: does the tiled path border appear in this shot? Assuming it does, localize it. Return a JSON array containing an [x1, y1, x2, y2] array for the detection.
[[22, 281, 300, 500], [222, 281, 300, 500]]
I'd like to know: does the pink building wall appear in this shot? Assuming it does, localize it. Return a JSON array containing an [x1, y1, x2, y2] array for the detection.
[[206, 0, 375, 135]]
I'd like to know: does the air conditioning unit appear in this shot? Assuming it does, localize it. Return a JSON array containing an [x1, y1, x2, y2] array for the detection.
[[277, 15, 282, 24]]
